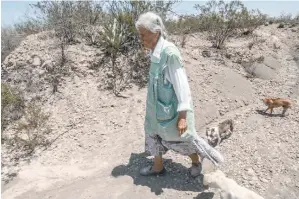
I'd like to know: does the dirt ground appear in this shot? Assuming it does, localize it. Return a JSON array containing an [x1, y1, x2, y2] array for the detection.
[[2, 24, 299, 199]]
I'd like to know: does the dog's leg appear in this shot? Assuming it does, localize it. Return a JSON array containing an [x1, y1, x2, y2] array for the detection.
[[270, 107, 273, 114], [281, 107, 288, 116], [220, 191, 231, 199], [264, 107, 269, 113]]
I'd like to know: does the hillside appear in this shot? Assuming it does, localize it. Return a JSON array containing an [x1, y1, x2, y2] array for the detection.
[[1, 24, 299, 199]]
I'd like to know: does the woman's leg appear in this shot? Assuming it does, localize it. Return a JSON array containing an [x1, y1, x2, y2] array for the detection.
[[140, 134, 168, 175], [189, 153, 202, 177], [152, 155, 164, 172], [189, 153, 200, 164]]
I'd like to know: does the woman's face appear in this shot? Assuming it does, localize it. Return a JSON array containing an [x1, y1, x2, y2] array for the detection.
[[138, 26, 159, 50]]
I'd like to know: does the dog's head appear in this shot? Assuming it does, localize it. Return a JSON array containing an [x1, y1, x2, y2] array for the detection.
[[263, 98, 273, 105], [203, 170, 226, 189], [206, 127, 220, 146], [206, 127, 219, 136]]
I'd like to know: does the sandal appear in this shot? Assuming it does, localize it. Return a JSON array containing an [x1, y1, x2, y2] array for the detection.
[[139, 165, 166, 176]]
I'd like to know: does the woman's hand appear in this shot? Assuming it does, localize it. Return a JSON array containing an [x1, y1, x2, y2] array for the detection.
[[177, 111, 187, 136]]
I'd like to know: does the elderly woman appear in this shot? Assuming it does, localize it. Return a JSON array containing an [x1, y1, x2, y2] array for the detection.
[[135, 12, 224, 177]]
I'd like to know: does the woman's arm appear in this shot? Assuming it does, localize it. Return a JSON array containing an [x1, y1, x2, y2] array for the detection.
[[165, 53, 192, 113], [165, 53, 192, 135]]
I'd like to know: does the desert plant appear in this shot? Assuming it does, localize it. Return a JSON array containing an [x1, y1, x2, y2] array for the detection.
[[14, 18, 44, 35], [1, 27, 25, 61], [195, 0, 265, 48], [98, 0, 177, 96], [1, 83, 25, 134], [13, 103, 51, 153], [31, 1, 104, 43], [277, 12, 293, 24], [240, 9, 266, 35], [278, 23, 285, 28], [195, 0, 248, 49]]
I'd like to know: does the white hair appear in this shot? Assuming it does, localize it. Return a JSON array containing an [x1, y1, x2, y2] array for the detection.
[[135, 12, 167, 38]]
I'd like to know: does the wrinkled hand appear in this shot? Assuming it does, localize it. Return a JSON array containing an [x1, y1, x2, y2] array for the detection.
[[177, 111, 187, 136]]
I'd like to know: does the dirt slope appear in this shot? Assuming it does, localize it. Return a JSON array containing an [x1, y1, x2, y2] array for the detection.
[[2, 25, 299, 199]]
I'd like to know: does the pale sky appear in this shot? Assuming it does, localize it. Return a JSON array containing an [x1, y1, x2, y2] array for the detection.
[[1, 1, 299, 27]]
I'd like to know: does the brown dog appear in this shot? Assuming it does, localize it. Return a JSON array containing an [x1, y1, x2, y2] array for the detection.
[[263, 98, 292, 115]]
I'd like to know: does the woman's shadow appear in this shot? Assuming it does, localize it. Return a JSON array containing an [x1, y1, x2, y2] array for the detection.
[[111, 152, 211, 196]]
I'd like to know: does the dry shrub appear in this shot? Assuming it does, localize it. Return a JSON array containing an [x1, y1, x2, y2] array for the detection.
[[195, 0, 265, 49], [98, 0, 177, 96], [1, 83, 25, 134], [31, 1, 105, 44], [240, 9, 266, 35], [1, 27, 25, 61], [12, 103, 51, 154]]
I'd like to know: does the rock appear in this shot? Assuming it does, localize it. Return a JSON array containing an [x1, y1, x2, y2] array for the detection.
[[245, 62, 276, 80], [225, 53, 232, 59], [189, 50, 199, 60], [259, 177, 268, 183], [202, 50, 211, 57], [16, 60, 26, 67], [32, 55, 42, 67], [42, 60, 54, 73], [26, 55, 32, 64], [264, 22, 269, 26]]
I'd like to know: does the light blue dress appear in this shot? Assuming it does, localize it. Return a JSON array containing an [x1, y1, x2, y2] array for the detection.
[[144, 37, 224, 165]]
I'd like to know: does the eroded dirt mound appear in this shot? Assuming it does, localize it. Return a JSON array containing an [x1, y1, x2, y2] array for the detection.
[[2, 24, 299, 199]]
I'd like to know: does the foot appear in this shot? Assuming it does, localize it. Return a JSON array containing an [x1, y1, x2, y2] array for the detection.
[[190, 162, 202, 177], [140, 165, 166, 176]]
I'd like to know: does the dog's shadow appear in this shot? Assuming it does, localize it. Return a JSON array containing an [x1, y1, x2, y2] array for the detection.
[[256, 109, 284, 117], [111, 152, 206, 195], [194, 192, 215, 199]]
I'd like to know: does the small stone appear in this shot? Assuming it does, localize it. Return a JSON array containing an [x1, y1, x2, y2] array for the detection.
[[32, 55, 42, 67], [249, 180, 255, 185], [247, 168, 255, 176], [202, 50, 211, 57], [260, 178, 269, 183]]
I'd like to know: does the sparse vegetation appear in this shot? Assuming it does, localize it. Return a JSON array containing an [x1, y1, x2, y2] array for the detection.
[[195, 0, 265, 49], [1, 83, 25, 134], [1, 27, 25, 61], [12, 103, 51, 154], [31, 1, 105, 44], [98, 0, 176, 96]]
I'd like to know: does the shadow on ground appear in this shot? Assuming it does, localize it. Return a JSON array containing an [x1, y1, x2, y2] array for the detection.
[[256, 109, 284, 117], [111, 152, 206, 195], [194, 192, 215, 199]]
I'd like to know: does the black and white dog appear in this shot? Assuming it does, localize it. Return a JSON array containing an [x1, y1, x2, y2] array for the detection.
[[206, 119, 234, 147]]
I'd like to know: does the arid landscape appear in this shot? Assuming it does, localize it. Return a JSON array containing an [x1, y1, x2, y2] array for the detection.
[[1, 1, 299, 199]]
